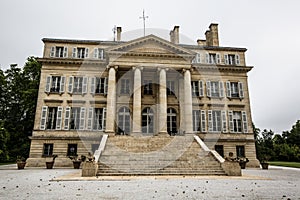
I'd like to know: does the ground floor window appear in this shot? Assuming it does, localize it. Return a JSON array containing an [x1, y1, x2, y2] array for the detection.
[[43, 143, 53, 156], [67, 144, 78, 156], [142, 107, 154, 134], [118, 107, 131, 134], [236, 145, 245, 158], [215, 145, 224, 157], [167, 108, 177, 135]]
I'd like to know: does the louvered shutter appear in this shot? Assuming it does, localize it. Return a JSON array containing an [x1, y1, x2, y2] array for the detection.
[[102, 108, 107, 130], [72, 47, 77, 58], [50, 46, 55, 57], [201, 110, 206, 132], [235, 54, 240, 65], [208, 110, 213, 132], [101, 49, 105, 59], [219, 81, 224, 98], [90, 77, 95, 94], [228, 111, 234, 132], [63, 47, 68, 58], [216, 53, 221, 64], [206, 81, 211, 97], [196, 53, 201, 63], [226, 81, 231, 98], [85, 48, 89, 58], [64, 107, 71, 130], [221, 110, 227, 133], [238, 82, 244, 99], [205, 53, 209, 64], [56, 106, 63, 130], [82, 77, 88, 94], [45, 76, 51, 93], [87, 108, 94, 130], [199, 80, 204, 97], [40, 106, 48, 130], [224, 54, 229, 65], [93, 48, 98, 59], [242, 111, 248, 133], [104, 77, 108, 95], [68, 76, 74, 94], [79, 107, 86, 130], [59, 76, 65, 94]]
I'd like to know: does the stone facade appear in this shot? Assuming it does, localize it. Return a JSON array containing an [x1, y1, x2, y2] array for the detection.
[[27, 23, 260, 168]]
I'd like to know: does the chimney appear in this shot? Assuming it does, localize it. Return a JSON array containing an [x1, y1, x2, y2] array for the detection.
[[197, 39, 206, 46], [117, 27, 122, 41], [205, 30, 211, 46], [170, 26, 180, 44], [208, 23, 219, 46]]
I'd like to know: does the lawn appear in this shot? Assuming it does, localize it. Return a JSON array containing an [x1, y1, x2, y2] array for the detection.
[[269, 161, 300, 168]]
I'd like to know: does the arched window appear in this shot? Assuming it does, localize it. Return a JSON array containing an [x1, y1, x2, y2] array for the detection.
[[118, 107, 130, 134], [167, 108, 177, 135], [142, 107, 154, 134]]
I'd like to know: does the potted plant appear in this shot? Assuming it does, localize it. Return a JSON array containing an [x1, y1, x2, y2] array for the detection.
[[237, 157, 249, 169], [69, 155, 86, 169], [260, 155, 270, 170], [16, 156, 26, 170], [45, 155, 58, 169]]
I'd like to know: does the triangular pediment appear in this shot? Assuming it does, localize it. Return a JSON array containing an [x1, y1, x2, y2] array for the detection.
[[108, 34, 195, 56]]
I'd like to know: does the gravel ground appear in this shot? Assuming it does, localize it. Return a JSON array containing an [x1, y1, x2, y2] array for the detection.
[[0, 164, 299, 200]]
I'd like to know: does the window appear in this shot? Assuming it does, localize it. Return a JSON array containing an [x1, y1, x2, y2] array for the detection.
[[206, 53, 220, 64], [208, 110, 227, 132], [93, 48, 105, 59], [142, 107, 154, 134], [118, 107, 131, 134], [167, 81, 175, 95], [50, 46, 68, 58], [45, 76, 65, 94], [43, 144, 53, 156], [68, 76, 88, 94], [236, 146, 245, 158], [212, 110, 221, 132], [87, 108, 106, 131], [167, 108, 177, 135], [47, 107, 57, 130], [72, 47, 89, 59], [215, 145, 224, 157], [228, 111, 248, 133], [91, 77, 107, 95], [143, 80, 153, 95], [120, 79, 130, 94], [226, 82, 244, 98], [191, 81, 204, 97], [192, 53, 201, 63], [67, 144, 78, 156], [224, 54, 240, 65], [206, 81, 224, 98], [40, 106, 63, 130], [192, 110, 200, 131], [233, 112, 242, 133], [69, 107, 82, 130]]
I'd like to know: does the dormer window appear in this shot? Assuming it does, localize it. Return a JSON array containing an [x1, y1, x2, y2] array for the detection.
[[72, 47, 89, 59], [224, 54, 240, 65], [50, 46, 68, 58], [93, 48, 105, 59], [206, 53, 220, 64]]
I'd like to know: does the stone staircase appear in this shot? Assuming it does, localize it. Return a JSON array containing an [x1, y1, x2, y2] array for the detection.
[[97, 134, 226, 176]]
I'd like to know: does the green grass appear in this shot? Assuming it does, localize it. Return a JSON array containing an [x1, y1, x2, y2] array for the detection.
[[269, 161, 300, 168]]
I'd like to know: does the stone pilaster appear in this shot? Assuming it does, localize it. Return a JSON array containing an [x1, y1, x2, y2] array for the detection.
[[158, 68, 168, 135], [183, 69, 193, 133], [105, 66, 117, 135], [132, 67, 142, 135]]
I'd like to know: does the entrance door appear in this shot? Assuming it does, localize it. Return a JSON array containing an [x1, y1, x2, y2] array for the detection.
[[167, 108, 177, 135], [142, 107, 154, 134]]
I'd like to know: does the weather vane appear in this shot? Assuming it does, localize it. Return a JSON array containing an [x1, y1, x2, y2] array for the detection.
[[112, 25, 117, 41], [139, 9, 149, 37]]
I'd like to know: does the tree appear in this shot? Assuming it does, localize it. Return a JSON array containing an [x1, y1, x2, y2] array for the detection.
[[283, 120, 300, 147]]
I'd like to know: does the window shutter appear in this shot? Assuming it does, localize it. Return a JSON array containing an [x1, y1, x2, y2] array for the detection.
[[90, 77, 95, 94], [79, 107, 86, 130], [85, 48, 89, 58], [104, 77, 108, 95], [226, 81, 231, 98], [216, 53, 221, 64], [101, 49, 105, 59], [45, 75, 51, 93], [50, 46, 55, 57], [201, 110, 206, 132], [224, 54, 229, 65], [102, 108, 107, 130], [93, 48, 98, 59], [235, 54, 240, 65], [72, 47, 77, 58], [40, 106, 48, 130], [242, 111, 248, 133], [68, 76, 74, 94], [219, 81, 224, 98], [82, 77, 88, 94], [196, 53, 201, 63], [228, 111, 233, 133], [59, 76, 65, 94], [56, 106, 63, 130], [64, 107, 71, 130], [238, 82, 244, 99], [206, 81, 211, 97], [221, 110, 227, 133], [208, 110, 213, 132], [87, 108, 94, 130], [205, 53, 209, 64], [198, 80, 204, 97], [63, 47, 68, 58]]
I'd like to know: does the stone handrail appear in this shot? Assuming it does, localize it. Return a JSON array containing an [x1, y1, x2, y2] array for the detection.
[[94, 134, 108, 162]]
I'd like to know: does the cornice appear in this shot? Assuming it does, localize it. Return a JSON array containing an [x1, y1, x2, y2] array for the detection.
[[193, 64, 253, 72], [37, 58, 107, 66]]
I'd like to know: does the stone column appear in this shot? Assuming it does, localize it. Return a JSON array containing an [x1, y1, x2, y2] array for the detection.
[[132, 67, 142, 135], [105, 66, 117, 135], [178, 77, 185, 132], [158, 68, 168, 135], [183, 69, 193, 133]]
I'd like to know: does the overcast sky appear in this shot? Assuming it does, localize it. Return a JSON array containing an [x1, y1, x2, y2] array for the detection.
[[0, 0, 299, 133]]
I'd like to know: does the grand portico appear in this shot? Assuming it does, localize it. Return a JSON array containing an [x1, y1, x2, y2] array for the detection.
[[27, 24, 260, 171]]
